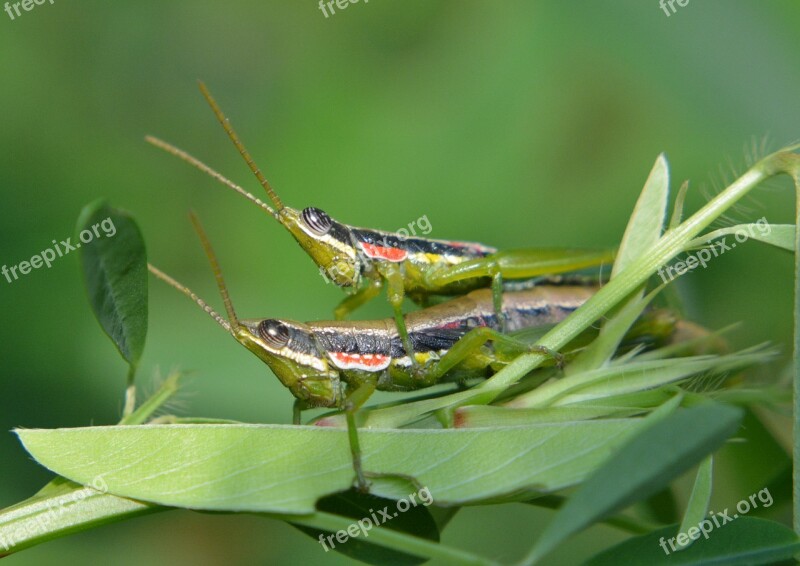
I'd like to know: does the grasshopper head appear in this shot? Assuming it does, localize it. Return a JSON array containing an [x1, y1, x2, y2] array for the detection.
[[150, 83, 365, 289], [237, 318, 343, 408], [277, 206, 362, 288]]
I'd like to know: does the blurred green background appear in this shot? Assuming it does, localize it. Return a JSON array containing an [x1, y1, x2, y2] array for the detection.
[[1, 1, 798, 564]]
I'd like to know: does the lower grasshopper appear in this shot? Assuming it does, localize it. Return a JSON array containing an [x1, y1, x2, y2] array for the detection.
[[145, 82, 614, 371], [149, 213, 600, 489]]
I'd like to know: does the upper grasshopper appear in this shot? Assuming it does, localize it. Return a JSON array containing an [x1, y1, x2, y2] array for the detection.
[[146, 82, 614, 368]]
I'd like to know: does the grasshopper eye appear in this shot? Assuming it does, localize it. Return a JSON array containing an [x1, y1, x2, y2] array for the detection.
[[302, 207, 332, 235], [258, 319, 291, 348]]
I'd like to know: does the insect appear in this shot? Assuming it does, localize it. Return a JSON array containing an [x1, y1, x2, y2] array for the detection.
[[145, 82, 615, 371], [148, 213, 599, 489]]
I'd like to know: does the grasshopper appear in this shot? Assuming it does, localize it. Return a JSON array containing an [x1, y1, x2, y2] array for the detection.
[[148, 213, 599, 489], [146, 82, 614, 370]]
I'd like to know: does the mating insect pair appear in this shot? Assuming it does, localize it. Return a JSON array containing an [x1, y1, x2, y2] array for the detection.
[[146, 83, 615, 489]]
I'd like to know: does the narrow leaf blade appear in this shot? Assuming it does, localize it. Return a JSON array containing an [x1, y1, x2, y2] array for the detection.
[[523, 403, 743, 563], [584, 517, 800, 566], [612, 154, 670, 277]]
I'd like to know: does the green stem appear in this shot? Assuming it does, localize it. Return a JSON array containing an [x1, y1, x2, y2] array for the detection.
[[122, 365, 137, 417], [119, 371, 181, 426], [279, 510, 500, 566]]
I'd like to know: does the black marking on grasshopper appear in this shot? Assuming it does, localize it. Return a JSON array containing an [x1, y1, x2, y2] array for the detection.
[[350, 227, 496, 264], [310, 211, 497, 274], [269, 286, 593, 373]]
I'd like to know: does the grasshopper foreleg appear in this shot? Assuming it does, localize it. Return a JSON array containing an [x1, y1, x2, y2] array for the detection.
[[334, 276, 384, 320], [343, 380, 378, 492], [380, 262, 421, 374]]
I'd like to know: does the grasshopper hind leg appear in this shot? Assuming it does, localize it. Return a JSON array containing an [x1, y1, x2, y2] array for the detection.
[[420, 326, 564, 386]]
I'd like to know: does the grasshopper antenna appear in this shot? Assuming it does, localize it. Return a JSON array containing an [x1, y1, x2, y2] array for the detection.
[[147, 264, 232, 334], [188, 211, 240, 331], [198, 80, 285, 212], [145, 135, 277, 219], [147, 211, 240, 334]]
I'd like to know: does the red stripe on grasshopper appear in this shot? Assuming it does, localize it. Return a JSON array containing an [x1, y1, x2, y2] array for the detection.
[[328, 351, 392, 371], [359, 242, 408, 262]]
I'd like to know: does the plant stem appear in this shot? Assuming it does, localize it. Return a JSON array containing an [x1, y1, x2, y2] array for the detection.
[[123, 365, 136, 417], [281, 510, 500, 566]]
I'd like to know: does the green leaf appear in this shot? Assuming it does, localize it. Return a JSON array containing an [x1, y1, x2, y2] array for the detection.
[[0, 476, 162, 557], [676, 456, 713, 551], [292, 489, 438, 565], [509, 347, 772, 408], [687, 223, 795, 252], [584, 517, 800, 566], [16, 420, 648, 514], [611, 153, 669, 277], [77, 200, 148, 370], [520, 403, 743, 563]]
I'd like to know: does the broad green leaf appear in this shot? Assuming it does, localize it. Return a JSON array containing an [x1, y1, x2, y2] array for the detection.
[[77, 200, 148, 370], [17, 419, 647, 514], [292, 489, 438, 565], [611, 154, 669, 277], [521, 403, 743, 564], [584, 517, 800, 566], [676, 456, 713, 551]]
